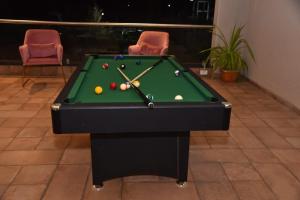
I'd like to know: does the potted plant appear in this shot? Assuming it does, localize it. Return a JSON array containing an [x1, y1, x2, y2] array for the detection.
[[201, 25, 255, 82]]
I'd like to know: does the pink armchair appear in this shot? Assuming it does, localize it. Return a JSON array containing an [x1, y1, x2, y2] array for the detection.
[[19, 29, 66, 85], [128, 31, 169, 56]]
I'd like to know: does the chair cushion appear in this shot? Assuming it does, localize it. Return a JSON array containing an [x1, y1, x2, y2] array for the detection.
[[29, 43, 57, 58], [140, 43, 161, 55]]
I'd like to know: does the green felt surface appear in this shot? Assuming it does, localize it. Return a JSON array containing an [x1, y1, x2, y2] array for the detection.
[[67, 55, 215, 103]]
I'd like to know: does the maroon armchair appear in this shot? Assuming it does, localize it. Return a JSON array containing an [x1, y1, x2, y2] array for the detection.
[[19, 29, 65, 85], [128, 31, 169, 56]]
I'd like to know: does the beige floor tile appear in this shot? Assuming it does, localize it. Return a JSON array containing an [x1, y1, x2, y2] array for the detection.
[[274, 128, 300, 137], [190, 136, 210, 148], [229, 127, 265, 149], [227, 86, 245, 94], [263, 118, 295, 128], [0, 118, 6, 125], [255, 110, 299, 119], [193, 130, 229, 137], [0, 185, 7, 197], [6, 138, 41, 150], [13, 165, 56, 185], [5, 97, 29, 104], [239, 97, 260, 105], [189, 149, 249, 163], [34, 108, 51, 118], [254, 163, 300, 200], [83, 175, 122, 200], [37, 135, 71, 150], [285, 137, 300, 148], [288, 119, 300, 128], [206, 136, 239, 149], [0, 128, 21, 138], [240, 117, 269, 128], [222, 163, 261, 181], [26, 117, 51, 128], [0, 96, 9, 103], [190, 162, 227, 182], [20, 103, 44, 111], [0, 104, 22, 111], [123, 182, 200, 200], [0, 118, 31, 128], [43, 165, 90, 200], [67, 134, 91, 149], [232, 181, 277, 200], [242, 149, 280, 163], [0, 110, 37, 118], [196, 181, 239, 200], [229, 117, 246, 128], [0, 138, 13, 150], [0, 150, 62, 165], [60, 149, 91, 164], [0, 166, 20, 184], [250, 127, 292, 148], [2, 184, 46, 200], [232, 106, 257, 119], [27, 97, 50, 104], [283, 163, 300, 182], [271, 149, 300, 163], [17, 127, 48, 138]]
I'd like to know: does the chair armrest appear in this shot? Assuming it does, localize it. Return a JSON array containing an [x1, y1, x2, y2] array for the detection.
[[56, 44, 63, 65], [160, 46, 168, 56], [128, 45, 142, 55], [19, 44, 30, 65]]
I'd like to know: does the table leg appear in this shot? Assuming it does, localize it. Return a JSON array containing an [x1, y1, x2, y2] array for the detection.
[[90, 131, 190, 187]]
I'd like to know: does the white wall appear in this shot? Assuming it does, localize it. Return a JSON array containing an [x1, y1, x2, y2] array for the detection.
[[214, 0, 300, 110]]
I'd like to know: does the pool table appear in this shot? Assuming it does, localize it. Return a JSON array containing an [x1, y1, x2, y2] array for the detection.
[[51, 55, 231, 188]]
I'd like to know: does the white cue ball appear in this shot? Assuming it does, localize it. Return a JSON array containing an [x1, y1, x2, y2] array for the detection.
[[126, 82, 131, 89], [120, 83, 127, 91], [174, 95, 183, 101], [175, 70, 180, 76]]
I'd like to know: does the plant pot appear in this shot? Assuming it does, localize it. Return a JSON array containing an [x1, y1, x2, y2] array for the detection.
[[221, 70, 239, 82]]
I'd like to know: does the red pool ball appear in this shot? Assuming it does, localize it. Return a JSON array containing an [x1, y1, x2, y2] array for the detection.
[[102, 63, 109, 69], [110, 82, 117, 90]]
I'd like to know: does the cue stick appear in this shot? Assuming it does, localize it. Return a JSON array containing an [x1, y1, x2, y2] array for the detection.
[[117, 68, 154, 108], [130, 57, 165, 83]]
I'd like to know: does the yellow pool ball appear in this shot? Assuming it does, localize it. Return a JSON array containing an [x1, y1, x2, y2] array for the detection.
[[95, 86, 103, 94], [133, 80, 140, 87]]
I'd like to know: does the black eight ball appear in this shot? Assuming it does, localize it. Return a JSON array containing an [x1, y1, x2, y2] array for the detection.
[[120, 64, 126, 69]]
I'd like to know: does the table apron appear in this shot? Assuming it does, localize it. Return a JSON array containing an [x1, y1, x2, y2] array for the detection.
[[51, 105, 231, 133]]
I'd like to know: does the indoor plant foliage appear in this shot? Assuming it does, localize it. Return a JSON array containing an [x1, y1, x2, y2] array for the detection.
[[202, 25, 255, 81]]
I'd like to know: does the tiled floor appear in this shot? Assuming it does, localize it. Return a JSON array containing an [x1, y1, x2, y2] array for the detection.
[[0, 70, 300, 200]]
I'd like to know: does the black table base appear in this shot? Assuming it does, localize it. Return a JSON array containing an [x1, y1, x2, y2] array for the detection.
[[90, 131, 190, 187]]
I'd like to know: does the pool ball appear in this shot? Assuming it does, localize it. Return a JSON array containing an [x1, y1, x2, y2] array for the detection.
[[114, 55, 124, 60], [95, 86, 103, 94], [174, 70, 180, 76], [110, 82, 117, 90], [136, 60, 141, 65], [133, 80, 140, 87], [174, 95, 183, 101], [125, 82, 131, 89], [120, 83, 127, 91], [102, 63, 109, 69], [120, 64, 126, 69], [146, 94, 154, 101]]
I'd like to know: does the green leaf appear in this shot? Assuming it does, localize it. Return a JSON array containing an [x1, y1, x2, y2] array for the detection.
[[200, 24, 255, 72]]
